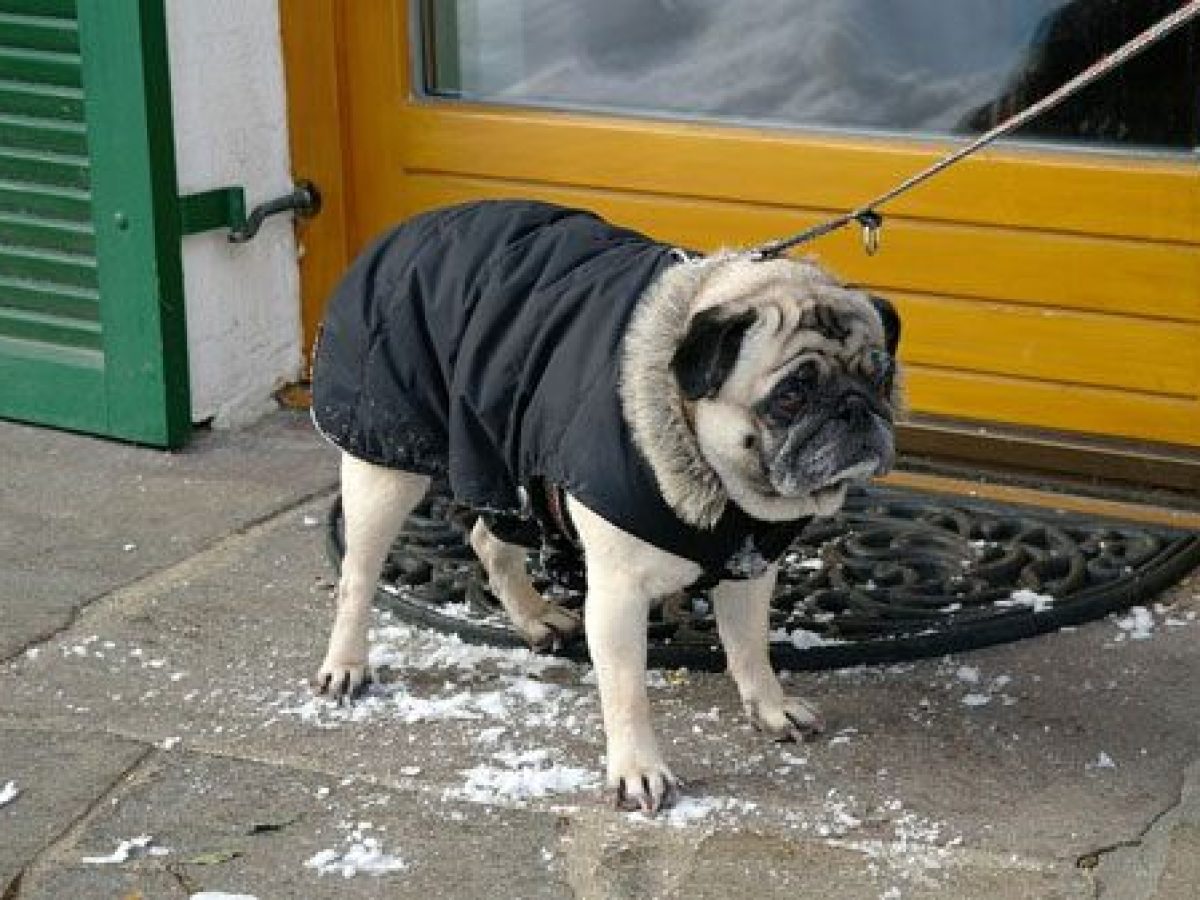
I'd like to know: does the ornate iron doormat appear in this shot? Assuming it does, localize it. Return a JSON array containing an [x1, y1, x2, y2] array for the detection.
[[325, 485, 1200, 671]]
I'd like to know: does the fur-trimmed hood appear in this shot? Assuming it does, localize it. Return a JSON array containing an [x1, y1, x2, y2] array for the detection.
[[619, 254, 731, 528]]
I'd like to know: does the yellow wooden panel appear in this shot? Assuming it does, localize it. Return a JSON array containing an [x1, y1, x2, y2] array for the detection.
[[394, 104, 1200, 246], [893, 293, 1200, 397], [905, 366, 1200, 447], [388, 172, 1200, 323]]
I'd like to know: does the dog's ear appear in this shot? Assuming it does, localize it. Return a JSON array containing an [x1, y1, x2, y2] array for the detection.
[[870, 295, 901, 357], [671, 308, 757, 400]]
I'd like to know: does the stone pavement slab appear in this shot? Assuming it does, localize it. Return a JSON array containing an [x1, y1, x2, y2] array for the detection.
[[0, 727, 149, 889], [0, 412, 337, 660], [12, 749, 573, 900], [0, 414, 1197, 898]]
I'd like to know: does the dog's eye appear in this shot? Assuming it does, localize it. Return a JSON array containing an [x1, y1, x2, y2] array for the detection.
[[867, 349, 893, 390], [765, 362, 818, 421], [770, 390, 804, 420], [795, 360, 820, 388]]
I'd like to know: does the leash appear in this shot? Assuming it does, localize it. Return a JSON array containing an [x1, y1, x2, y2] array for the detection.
[[751, 0, 1200, 260]]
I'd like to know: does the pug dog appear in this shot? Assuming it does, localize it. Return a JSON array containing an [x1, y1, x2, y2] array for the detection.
[[310, 199, 901, 814]]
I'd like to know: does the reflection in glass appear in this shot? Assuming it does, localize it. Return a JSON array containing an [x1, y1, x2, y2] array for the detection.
[[422, 0, 1199, 152]]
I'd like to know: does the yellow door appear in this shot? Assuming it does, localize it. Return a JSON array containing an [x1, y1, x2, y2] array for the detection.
[[282, 0, 1200, 451]]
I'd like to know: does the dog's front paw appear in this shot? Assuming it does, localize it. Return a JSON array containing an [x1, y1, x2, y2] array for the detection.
[[745, 694, 825, 743], [520, 603, 583, 653], [311, 657, 372, 702], [607, 746, 680, 816]]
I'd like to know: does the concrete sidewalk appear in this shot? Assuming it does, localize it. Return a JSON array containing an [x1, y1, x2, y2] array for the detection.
[[1, 412, 1197, 899]]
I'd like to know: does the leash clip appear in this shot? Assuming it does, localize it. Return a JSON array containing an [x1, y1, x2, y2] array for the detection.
[[855, 210, 883, 256]]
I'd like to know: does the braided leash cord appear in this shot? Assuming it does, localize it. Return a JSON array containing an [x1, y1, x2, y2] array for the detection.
[[751, 0, 1200, 259]]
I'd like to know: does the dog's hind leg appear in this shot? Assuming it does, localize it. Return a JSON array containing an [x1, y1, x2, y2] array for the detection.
[[469, 519, 582, 651], [315, 453, 429, 701]]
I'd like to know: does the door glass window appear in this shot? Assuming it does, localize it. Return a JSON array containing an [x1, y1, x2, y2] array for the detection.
[[420, 0, 1200, 153]]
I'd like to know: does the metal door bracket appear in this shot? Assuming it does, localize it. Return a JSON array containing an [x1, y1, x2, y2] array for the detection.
[[178, 181, 321, 242]]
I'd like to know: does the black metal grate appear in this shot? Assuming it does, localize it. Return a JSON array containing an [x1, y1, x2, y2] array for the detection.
[[326, 484, 1200, 671]]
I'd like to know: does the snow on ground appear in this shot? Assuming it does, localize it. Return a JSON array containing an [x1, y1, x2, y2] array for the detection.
[[1113, 605, 1155, 641], [448, 748, 599, 805], [769, 626, 847, 649], [995, 589, 1056, 613], [272, 614, 603, 746], [644, 795, 761, 829], [81, 834, 169, 865], [1106, 603, 1198, 645], [304, 822, 407, 878], [0, 781, 17, 807], [1087, 751, 1117, 771], [943, 660, 1017, 709]]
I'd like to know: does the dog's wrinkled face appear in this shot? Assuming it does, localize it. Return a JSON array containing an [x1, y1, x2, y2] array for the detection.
[[670, 258, 902, 521]]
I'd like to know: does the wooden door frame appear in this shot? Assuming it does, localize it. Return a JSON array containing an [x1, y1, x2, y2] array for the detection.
[[279, 0, 354, 370]]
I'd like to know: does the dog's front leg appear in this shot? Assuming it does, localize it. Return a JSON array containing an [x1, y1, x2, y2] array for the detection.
[[585, 574, 676, 813], [570, 499, 699, 815], [714, 567, 825, 742]]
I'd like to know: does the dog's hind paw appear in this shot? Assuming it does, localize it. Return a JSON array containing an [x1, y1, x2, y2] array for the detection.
[[520, 604, 583, 653]]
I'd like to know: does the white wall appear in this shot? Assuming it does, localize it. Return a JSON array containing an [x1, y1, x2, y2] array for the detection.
[[165, 0, 302, 428]]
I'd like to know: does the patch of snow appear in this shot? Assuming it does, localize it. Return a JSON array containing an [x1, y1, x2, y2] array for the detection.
[[81, 834, 169, 864], [961, 693, 991, 707], [954, 666, 980, 685], [1114, 606, 1154, 641], [769, 627, 846, 649], [305, 834, 407, 878], [449, 749, 598, 805], [995, 589, 1055, 613], [365, 622, 566, 676], [0, 781, 18, 807], [629, 795, 760, 829], [1087, 751, 1117, 771], [661, 795, 720, 826]]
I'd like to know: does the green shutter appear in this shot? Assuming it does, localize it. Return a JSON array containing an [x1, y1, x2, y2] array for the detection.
[[0, 0, 189, 447]]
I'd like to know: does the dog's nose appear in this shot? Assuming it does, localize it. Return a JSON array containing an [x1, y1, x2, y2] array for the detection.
[[838, 392, 871, 423]]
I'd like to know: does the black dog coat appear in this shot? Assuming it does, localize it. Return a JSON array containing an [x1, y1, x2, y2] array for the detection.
[[312, 200, 807, 578]]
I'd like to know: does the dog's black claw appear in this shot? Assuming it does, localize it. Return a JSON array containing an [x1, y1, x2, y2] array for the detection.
[[529, 622, 567, 655], [784, 711, 824, 742], [349, 672, 372, 701], [544, 623, 565, 653], [313, 673, 333, 696], [614, 778, 628, 811], [641, 776, 658, 816]]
